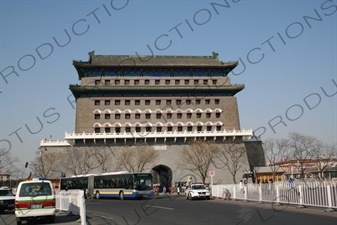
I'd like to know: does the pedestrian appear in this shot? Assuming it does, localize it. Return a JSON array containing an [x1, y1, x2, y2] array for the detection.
[[163, 186, 167, 195], [289, 178, 294, 189], [239, 180, 244, 193]]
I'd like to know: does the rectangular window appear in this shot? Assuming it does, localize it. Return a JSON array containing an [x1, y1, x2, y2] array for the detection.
[[215, 99, 220, 104], [95, 80, 100, 85], [115, 127, 121, 133], [135, 114, 140, 119], [187, 113, 192, 118], [178, 127, 183, 132], [165, 80, 170, 85], [186, 100, 191, 105], [125, 127, 131, 133], [166, 100, 171, 105], [156, 100, 161, 105], [146, 114, 151, 119], [94, 128, 100, 133], [196, 99, 201, 105], [206, 113, 211, 118], [177, 114, 182, 119], [212, 80, 217, 85], [124, 80, 130, 85], [197, 113, 201, 118], [156, 114, 161, 119], [205, 99, 210, 105], [167, 127, 173, 132], [134, 80, 139, 85], [187, 126, 193, 131], [207, 126, 212, 131], [155, 80, 160, 85], [167, 114, 172, 119], [105, 127, 111, 133], [105, 114, 110, 119], [115, 80, 120, 85], [197, 126, 202, 132], [176, 100, 181, 105], [145, 100, 150, 105], [136, 127, 141, 132], [125, 114, 131, 119], [95, 114, 100, 120], [125, 100, 130, 105], [175, 80, 180, 85], [135, 100, 140, 105], [115, 100, 120, 105], [94, 100, 100, 105], [203, 80, 208, 85], [146, 127, 151, 132], [184, 80, 189, 85], [105, 100, 110, 105], [105, 80, 110, 85], [194, 80, 199, 85], [216, 113, 221, 118], [216, 126, 221, 131], [157, 127, 162, 132], [145, 80, 150, 85], [115, 114, 120, 119]]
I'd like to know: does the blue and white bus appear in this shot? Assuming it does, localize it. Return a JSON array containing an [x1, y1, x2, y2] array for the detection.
[[60, 172, 153, 200], [93, 171, 153, 200]]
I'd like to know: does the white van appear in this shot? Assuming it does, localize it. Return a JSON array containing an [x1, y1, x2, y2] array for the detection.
[[15, 178, 56, 225]]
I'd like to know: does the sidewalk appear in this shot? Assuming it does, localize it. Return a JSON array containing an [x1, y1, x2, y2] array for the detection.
[[54, 212, 81, 225]]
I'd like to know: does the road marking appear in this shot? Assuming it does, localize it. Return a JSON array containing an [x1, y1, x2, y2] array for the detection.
[[92, 213, 114, 220], [145, 205, 175, 210]]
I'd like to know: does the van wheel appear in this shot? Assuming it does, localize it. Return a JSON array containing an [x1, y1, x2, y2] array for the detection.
[[95, 191, 100, 199], [16, 218, 22, 225], [49, 215, 55, 223], [119, 191, 124, 200]]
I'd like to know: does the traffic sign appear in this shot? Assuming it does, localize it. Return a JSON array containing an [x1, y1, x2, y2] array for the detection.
[[209, 170, 215, 177]]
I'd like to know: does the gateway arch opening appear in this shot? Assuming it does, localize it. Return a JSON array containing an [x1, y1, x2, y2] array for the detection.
[[151, 165, 172, 189]]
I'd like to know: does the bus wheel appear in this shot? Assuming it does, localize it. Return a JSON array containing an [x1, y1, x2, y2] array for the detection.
[[95, 191, 100, 199], [119, 191, 124, 200]]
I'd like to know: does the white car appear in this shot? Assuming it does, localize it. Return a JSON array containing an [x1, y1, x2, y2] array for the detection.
[[15, 178, 56, 225], [0, 187, 15, 213], [185, 184, 211, 200]]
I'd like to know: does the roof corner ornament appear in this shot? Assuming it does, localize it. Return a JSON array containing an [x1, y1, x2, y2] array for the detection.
[[88, 50, 95, 57], [212, 51, 219, 59]]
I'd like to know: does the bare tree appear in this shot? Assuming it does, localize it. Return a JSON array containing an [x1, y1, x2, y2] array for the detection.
[[177, 139, 220, 183], [0, 148, 19, 171], [311, 141, 336, 179], [116, 141, 159, 172], [288, 132, 317, 179], [61, 147, 100, 175], [217, 141, 247, 184], [93, 148, 113, 173], [31, 150, 60, 178], [263, 138, 290, 182]]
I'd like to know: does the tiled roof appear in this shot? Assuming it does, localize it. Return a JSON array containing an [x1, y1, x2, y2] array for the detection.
[[73, 51, 238, 68]]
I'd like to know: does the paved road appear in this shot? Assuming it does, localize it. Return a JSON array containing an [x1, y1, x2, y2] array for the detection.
[[2, 195, 336, 225], [0, 211, 80, 225], [85, 195, 337, 225]]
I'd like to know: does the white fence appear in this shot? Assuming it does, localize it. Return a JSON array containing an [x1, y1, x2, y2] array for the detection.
[[212, 181, 337, 212], [55, 190, 87, 225]]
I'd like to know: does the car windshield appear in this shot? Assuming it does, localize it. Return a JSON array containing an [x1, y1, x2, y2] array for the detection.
[[192, 185, 206, 190], [0, 190, 14, 196], [19, 183, 52, 197]]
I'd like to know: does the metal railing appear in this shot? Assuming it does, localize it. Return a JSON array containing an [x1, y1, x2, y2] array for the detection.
[[212, 181, 337, 212], [55, 190, 87, 225]]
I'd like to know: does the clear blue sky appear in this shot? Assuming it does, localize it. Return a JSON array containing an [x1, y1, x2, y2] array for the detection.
[[0, 0, 336, 168]]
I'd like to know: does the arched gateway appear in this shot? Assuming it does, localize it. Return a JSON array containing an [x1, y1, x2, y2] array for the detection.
[[151, 165, 172, 188]]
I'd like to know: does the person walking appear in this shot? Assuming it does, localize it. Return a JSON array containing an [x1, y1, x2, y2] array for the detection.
[[163, 186, 167, 195]]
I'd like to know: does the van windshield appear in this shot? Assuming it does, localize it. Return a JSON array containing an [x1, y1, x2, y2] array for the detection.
[[19, 183, 52, 197]]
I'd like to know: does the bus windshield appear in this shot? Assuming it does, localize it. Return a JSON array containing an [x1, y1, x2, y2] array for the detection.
[[133, 174, 152, 191]]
